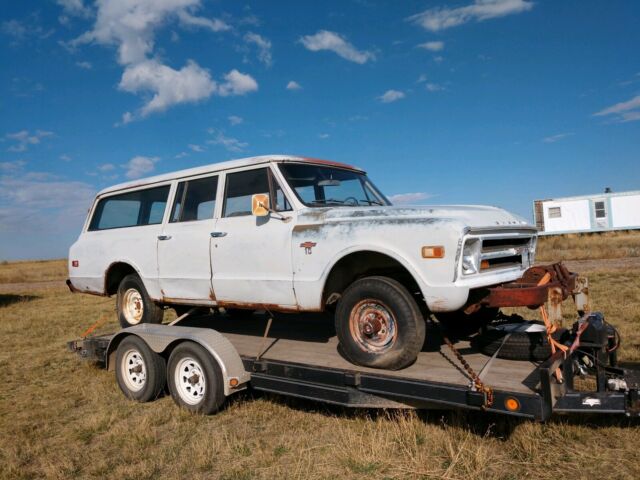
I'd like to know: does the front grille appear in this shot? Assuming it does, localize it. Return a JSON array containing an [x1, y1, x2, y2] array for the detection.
[[479, 236, 534, 272]]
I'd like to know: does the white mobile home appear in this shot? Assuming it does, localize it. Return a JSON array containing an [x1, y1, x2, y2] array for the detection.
[[533, 190, 640, 235]]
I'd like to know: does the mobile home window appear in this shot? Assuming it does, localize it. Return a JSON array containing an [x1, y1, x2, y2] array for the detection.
[[89, 185, 170, 231], [170, 175, 218, 222], [548, 207, 561, 218], [594, 201, 606, 218]]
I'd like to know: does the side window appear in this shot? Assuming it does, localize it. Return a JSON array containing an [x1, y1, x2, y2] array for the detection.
[[223, 168, 271, 217], [170, 176, 218, 222], [272, 175, 292, 212], [594, 201, 606, 218], [89, 185, 170, 231], [548, 207, 561, 219]]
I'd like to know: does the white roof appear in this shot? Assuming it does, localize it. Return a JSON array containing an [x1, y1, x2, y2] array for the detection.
[[98, 154, 362, 196], [536, 189, 640, 203]]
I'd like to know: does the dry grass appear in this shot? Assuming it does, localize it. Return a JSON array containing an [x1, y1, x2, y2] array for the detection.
[[0, 259, 639, 479], [536, 230, 640, 262], [0, 259, 67, 284]]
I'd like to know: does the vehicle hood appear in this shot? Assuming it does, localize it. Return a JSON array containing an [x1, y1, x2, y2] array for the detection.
[[298, 205, 535, 231]]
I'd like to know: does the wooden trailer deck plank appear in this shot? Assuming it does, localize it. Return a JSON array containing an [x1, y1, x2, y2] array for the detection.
[[182, 313, 539, 395]]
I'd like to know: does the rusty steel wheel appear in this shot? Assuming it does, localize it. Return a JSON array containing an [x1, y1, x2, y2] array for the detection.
[[349, 299, 398, 353], [336, 276, 426, 370], [116, 274, 163, 329]]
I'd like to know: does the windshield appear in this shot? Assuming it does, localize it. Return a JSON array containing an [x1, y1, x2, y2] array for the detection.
[[278, 163, 391, 207]]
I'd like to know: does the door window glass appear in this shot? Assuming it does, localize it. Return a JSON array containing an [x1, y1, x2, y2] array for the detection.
[[170, 176, 218, 222], [223, 168, 271, 217], [89, 185, 170, 231]]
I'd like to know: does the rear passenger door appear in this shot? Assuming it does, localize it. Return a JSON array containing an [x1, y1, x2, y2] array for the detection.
[[157, 174, 220, 303]]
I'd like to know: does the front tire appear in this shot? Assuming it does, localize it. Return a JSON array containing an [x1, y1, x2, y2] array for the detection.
[[115, 336, 166, 402], [335, 276, 426, 370], [116, 274, 163, 329], [167, 342, 225, 414]]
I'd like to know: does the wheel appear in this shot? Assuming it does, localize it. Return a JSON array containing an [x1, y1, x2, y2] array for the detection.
[[335, 276, 426, 370], [115, 336, 166, 402], [116, 274, 163, 328], [472, 321, 570, 361], [167, 342, 225, 414]]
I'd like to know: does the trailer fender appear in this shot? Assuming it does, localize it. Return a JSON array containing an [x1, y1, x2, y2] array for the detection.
[[106, 324, 251, 396]]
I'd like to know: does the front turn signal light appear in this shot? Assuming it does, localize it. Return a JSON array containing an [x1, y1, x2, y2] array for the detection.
[[422, 246, 445, 259]]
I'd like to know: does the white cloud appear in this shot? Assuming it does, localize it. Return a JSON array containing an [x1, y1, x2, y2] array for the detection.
[[409, 0, 534, 32], [417, 41, 444, 51], [57, 0, 91, 18], [286, 80, 302, 90], [300, 30, 375, 64], [188, 144, 205, 152], [217, 69, 258, 97], [206, 129, 247, 152], [59, 154, 72, 162], [244, 32, 272, 66], [118, 59, 216, 117], [76, 60, 92, 69], [175, 151, 188, 159], [5, 130, 53, 152], [425, 82, 445, 92], [228, 115, 243, 125], [542, 132, 574, 143], [177, 10, 230, 32], [378, 89, 405, 103], [98, 163, 115, 172], [318, 133, 330, 139], [122, 155, 159, 179], [593, 95, 640, 123], [0, 160, 26, 172], [389, 192, 433, 204]]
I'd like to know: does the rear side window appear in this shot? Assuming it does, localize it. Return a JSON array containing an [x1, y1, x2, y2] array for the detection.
[[89, 185, 170, 231], [170, 175, 218, 222]]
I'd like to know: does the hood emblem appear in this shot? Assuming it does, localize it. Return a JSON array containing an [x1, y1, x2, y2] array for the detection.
[[300, 241, 317, 255]]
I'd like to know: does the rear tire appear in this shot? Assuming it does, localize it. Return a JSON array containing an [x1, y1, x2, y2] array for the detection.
[[116, 274, 163, 329], [115, 336, 166, 402], [167, 342, 225, 414], [335, 276, 426, 370], [473, 322, 569, 361]]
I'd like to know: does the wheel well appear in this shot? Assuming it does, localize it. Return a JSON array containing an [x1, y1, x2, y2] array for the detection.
[[322, 251, 422, 307], [105, 262, 137, 296]]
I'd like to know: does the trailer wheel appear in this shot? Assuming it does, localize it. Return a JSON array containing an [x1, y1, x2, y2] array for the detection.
[[115, 336, 166, 402], [116, 274, 163, 329], [167, 342, 225, 414], [473, 322, 570, 361], [336, 276, 426, 370]]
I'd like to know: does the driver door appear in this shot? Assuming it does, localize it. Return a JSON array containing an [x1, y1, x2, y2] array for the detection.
[[210, 166, 297, 306]]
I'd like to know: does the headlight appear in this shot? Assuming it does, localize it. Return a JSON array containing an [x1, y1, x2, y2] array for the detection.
[[461, 238, 481, 275]]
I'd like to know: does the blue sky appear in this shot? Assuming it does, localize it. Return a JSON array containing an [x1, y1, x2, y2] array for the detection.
[[1, 0, 639, 260]]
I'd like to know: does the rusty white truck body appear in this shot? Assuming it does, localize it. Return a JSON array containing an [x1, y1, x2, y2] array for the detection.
[[68, 155, 537, 316]]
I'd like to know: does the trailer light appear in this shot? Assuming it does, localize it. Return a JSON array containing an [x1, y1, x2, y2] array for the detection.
[[229, 377, 239, 388], [505, 397, 520, 412], [422, 246, 445, 259], [481, 260, 490, 270], [72, 260, 79, 267]]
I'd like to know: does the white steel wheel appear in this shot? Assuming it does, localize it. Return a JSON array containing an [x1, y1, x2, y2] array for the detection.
[[120, 348, 146, 392], [115, 336, 166, 403], [174, 357, 206, 405], [167, 342, 226, 414], [122, 288, 144, 325]]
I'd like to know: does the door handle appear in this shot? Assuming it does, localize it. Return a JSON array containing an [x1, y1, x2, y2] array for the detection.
[[210, 232, 227, 238], [157, 235, 172, 241]]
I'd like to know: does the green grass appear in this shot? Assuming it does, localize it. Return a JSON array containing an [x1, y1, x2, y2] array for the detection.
[[0, 260, 639, 479]]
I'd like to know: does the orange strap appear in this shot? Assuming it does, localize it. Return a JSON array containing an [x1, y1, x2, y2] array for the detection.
[[537, 273, 567, 381], [80, 313, 110, 339]]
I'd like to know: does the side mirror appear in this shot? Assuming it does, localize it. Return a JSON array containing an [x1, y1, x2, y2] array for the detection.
[[251, 193, 270, 217]]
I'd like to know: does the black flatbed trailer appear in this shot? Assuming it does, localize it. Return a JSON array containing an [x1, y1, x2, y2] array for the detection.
[[68, 311, 640, 421]]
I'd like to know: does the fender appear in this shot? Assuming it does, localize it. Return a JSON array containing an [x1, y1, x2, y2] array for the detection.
[[106, 324, 250, 396]]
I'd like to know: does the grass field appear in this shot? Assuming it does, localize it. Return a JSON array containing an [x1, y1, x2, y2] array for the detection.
[[1, 236, 639, 479]]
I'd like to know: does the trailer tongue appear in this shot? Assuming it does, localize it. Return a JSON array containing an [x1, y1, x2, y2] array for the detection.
[[68, 264, 640, 420]]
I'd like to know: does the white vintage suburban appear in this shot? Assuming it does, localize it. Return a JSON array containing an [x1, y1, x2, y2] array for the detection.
[[68, 155, 537, 369]]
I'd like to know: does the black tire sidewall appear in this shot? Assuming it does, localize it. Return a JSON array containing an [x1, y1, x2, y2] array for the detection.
[[167, 342, 225, 414], [115, 336, 166, 402], [474, 323, 568, 361], [116, 274, 162, 329], [335, 276, 425, 370]]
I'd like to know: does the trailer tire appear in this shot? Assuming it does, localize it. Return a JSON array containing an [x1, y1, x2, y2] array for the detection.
[[115, 336, 166, 402], [473, 322, 570, 361], [116, 274, 163, 329], [336, 276, 426, 370], [167, 342, 225, 414]]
